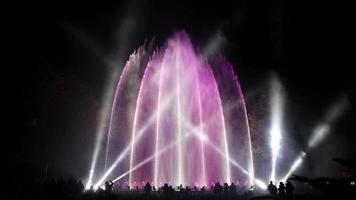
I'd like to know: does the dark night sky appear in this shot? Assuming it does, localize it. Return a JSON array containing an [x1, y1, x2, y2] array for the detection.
[[6, 0, 355, 180]]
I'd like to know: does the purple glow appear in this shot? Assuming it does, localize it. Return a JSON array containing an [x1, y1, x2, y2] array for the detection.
[[104, 31, 253, 187]]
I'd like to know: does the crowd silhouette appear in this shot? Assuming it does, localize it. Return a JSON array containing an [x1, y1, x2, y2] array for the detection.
[[10, 175, 356, 200], [10, 176, 84, 200], [267, 180, 295, 197]]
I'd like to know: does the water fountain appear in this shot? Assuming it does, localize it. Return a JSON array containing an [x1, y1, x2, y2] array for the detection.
[[103, 31, 254, 187]]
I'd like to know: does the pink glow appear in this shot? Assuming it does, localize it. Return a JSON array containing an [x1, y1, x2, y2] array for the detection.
[[105, 31, 254, 186]]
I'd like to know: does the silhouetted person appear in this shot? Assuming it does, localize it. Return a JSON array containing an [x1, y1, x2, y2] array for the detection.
[[201, 186, 206, 192], [97, 187, 104, 193], [67, 176, 77, 194], [169, 185, 175, 195], [286, 180, 294, 196], [105, 180, 114, 193], [213, 182, 223, 194], [144, 182, 152, 194], [77, 180, 84, 193], [89, 185, 94, 193], [223, 182, 229, 193], [268, 181, 277, 195], [278, 182, 285, 196], [229, 182, 237, 194], [163, 183, 171, 195], [193, 186, 197, 191], [185, 186, 191, 193]]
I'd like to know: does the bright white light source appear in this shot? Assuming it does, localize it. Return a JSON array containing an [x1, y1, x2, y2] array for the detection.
[[85, 169, 95, 189], [270, 128, 282, 152], [199, 133, 208, 142], [269, 75, 284, 183], [255, 179, 267, 190]]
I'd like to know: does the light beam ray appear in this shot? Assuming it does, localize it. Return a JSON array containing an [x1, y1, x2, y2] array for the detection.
[[280, 151, 306, 183], [109, 128, 193, 186], [154, 62, 164, 188], [269, 76, 284, 183], [94, 93, 175, 188], [279, 95, 349, 182], [104, 57, 135, 171], [183, 118, 266, 189], [112, 140, 179, 184]]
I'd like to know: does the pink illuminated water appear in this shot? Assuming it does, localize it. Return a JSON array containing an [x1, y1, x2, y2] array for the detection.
[[105, 32, 254, 187]]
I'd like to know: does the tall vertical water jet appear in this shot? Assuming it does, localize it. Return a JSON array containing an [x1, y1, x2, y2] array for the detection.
[[102, 46, 152, 189], [236, 82, 255, 186], [210, 56, 255, 186], [175, 45, 184, 185], [209, 67, 232, 184], [193, 61, 207, 186], [153, 59, 164, 188]]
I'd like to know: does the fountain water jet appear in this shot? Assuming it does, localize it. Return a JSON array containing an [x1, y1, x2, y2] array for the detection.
[[102, 31, 254, 187]]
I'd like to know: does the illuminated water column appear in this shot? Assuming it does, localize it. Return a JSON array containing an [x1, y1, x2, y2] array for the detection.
[[209, 57, 255, 186], [104, 59, 131, 172], [128, 92, 140, 187], [154, 63, 164, 188], [128, 62, 151, 187], [175, 47, 184, 186], [211, 68, 231, 184], [194, 63, 207, 186], [237, 83, 255, 186]]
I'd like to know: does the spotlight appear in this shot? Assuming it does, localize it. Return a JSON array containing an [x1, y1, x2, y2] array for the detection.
[[269, 75, 284, 183]]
